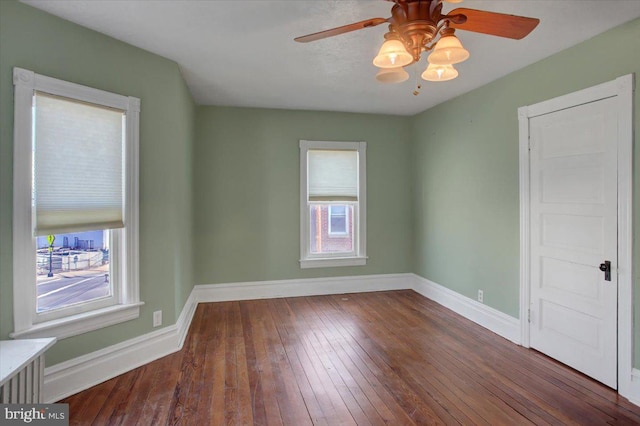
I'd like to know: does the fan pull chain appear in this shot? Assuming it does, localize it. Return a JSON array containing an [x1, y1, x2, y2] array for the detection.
[[413, 61, 422, 96]]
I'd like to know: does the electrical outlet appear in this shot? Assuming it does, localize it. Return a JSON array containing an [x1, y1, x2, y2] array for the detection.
[[477, 290, 484, 303], [153, 310, 162, 327]]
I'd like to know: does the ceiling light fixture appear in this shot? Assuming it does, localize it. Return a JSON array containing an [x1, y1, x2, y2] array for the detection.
[[373, 34, 414, 68], [370, 1, 472, 85], [295, 0, 540, 91], [421, 63, 458, 81], [427, 28, 470, 65], [375, 66, 410, 83]]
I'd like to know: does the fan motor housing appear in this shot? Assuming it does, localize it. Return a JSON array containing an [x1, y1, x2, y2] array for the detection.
[[390, 0, 443, 60]]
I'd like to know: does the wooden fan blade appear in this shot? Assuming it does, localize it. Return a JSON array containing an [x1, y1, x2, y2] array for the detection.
[[294, 17, 389, 43], [449, 8, 539, 40]]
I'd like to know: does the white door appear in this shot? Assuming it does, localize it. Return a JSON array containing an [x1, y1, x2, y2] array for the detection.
[[529, 96, 618, 388]]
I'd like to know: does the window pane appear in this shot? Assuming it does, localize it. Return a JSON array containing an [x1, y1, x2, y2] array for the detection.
[[36, 230, 111, 313], [329, 205, 348, 234], [310, 204, 354, 254]]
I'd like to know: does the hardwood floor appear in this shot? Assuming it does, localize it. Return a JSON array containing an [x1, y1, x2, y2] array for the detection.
[[61, 290, 640, 425]]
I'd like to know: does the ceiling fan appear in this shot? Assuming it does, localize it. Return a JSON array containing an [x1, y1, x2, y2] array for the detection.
[[294, 0, 540, 85]]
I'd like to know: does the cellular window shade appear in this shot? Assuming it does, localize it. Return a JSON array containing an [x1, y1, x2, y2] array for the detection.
[[308, 149, 358, 201], [33, 92, 125, 236]]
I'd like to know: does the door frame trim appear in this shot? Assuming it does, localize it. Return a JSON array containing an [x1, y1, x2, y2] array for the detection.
[[518, 74, 634, 395]]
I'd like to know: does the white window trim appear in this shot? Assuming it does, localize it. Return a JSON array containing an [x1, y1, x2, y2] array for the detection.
[[11, 67, 142, 339], [328, 204, 349, 236], [299, 140, 367, 269]]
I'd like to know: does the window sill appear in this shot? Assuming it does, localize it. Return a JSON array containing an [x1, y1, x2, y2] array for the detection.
[[299, 256, 367, 269], [10, 302, 144, 340]]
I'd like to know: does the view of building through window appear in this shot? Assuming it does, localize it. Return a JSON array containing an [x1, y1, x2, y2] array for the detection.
[[310, 204, 354, 254], [36, 230, 111, 313], [329, 205, 348, 235]]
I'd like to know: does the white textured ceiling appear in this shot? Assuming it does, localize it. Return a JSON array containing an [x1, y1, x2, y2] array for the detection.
[[21, 0, 640, 116]]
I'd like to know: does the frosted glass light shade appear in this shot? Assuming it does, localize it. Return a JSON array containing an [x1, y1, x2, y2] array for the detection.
[[421, 63, 458, 82], [375, 67, 410, 83], [373, 39, 413, 68], [428, 35, 469, 65]]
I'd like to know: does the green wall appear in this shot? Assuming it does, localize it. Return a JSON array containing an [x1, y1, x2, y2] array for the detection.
[[411, 18, 640, 358], [0, 1, 196, 365], [194, 107, 413, 284]]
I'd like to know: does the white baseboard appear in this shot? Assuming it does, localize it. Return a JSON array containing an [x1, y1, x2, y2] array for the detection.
[[175, 289, 199, 349], [624, 369, 640, 406], [411, 274, 521, 345], [194, 273, 410, 303], [43, 289, 197, 403], [44, 324, 180, 403]]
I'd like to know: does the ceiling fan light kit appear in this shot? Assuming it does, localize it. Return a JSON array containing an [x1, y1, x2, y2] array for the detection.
[[373, 37, 414, 68], [376, 66, 411, 83], [295, 0, 539, 91], [427, 29, 470, 65], [421, 63, 458, 82]]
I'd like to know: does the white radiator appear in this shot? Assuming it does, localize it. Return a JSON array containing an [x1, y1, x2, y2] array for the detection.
[[0, 338, 56, 404]]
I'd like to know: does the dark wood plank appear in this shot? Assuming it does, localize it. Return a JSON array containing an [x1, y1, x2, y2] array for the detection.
[[309, 294, 476, 425], [167, 303, 209, 425], [393, 290, 634, 425], [271, 297, 370, 425], [66, 373, 118, 425], [208, 320, 226, 425], [265, 299, 331, 425], [385, 291, 596, 424], [60, 290, 640, 425], [270, 297, 387, 425], [379, 292, 558, 425], [238, 301, 269, 425], [299, 295, 445, 425], [140, 352, 184, 425], [305, 294, 463, 425], [191, 303, 221, 424], [89, 367, 141, 425], [243, 300, 285, 425], [350, 292, 537, 425], [257, 301, 314, 426]]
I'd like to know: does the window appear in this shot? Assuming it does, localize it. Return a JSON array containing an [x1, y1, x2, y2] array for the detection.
[[328, 205, 349, 235], [299, 140, 367, 268], [12, 68, 142, 339], [36, 230, 111, 315]]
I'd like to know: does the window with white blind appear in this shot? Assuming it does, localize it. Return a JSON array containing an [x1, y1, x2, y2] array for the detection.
[[299, 140, 367, 268], [11, 68, 142, 339]]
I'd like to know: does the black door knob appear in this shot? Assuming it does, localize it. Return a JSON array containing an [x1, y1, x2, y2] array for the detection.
[[599, 261, 611, 281]]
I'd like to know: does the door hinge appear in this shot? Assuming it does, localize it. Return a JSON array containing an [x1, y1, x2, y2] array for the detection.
[[528, 309, 531, 323]]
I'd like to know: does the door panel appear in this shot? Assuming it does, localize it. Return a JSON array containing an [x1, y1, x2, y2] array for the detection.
[[541, 213, 604, 253], [541, 257, 600, 300], [541, 160, 604, 204], [529, 97, 617, 388]]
